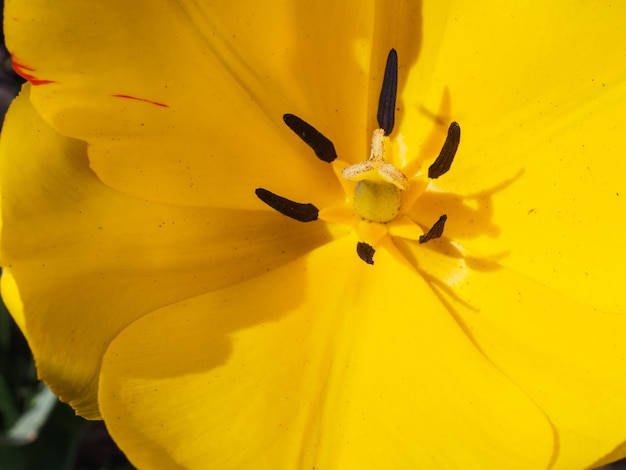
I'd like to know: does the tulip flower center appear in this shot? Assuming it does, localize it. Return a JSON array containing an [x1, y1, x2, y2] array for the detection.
[[256, 48, 461, 265]]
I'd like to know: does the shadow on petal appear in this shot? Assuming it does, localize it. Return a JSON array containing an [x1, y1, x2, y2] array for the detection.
[[286, 1, 424, 164], [409, 168, 524, 242], [101, 236, 556, 470]]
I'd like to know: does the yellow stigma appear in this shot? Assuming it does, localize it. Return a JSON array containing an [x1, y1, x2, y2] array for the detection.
[[342, 128, 409, 223]]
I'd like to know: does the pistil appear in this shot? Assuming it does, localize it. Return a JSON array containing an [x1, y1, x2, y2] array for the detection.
[[342, 128, 408, 223]]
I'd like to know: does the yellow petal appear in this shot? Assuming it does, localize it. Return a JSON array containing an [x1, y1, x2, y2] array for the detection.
[[1, 268, 25, 333], [0, 85, 332, 417], [395, 236, 626, 468], [404, 0, 626, 313], [100, 236, 554, 469], [5, 0, 422, 211]]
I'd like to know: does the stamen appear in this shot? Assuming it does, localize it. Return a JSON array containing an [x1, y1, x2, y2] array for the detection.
[[255, 188, 319, 222], [419, 214, 447, 244], [377, 49, 398, 136], [356, 241, 375, 265], [283, 114, 337, 163], [428, 122, 461, 179]]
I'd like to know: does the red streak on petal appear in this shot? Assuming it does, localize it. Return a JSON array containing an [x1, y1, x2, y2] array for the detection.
[[112, 94, 169, 108], [11, 55, 55, 85]]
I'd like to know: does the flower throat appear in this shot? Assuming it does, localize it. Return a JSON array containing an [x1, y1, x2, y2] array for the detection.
[[256, 49, 461, 264]]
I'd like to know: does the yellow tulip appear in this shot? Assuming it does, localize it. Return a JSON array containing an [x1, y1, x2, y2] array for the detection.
[[1, 1, 626, 468]]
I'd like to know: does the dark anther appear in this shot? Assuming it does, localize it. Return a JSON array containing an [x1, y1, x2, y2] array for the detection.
[[419, 215, 447, 244], [255, 188, 319, 222], [356, 242, 375, 265], [377, 49, 398, 136], [283, 114, 337, 163], [428, 122, 461, 179]]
